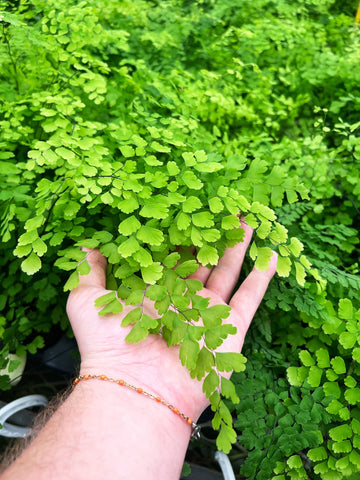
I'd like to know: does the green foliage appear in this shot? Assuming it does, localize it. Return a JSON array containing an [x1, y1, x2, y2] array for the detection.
[[0, 0, 360, 476]]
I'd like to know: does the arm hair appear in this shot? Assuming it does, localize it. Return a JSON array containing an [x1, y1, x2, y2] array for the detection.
[[0, 388, 71, 473]]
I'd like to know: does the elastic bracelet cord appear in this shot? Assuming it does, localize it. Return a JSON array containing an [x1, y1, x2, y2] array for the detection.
[[73, 374, 201, 439]]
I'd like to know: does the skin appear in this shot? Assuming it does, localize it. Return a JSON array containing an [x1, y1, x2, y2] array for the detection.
[[1, 221, 277, 480]]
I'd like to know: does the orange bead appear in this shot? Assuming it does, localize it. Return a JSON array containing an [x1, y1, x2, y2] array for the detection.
[[187, 418, 193, 425], [173, 408, 179, 414], [137, 387, 143, 394], [156, 397, 161, 402], [118, 380, 124, 385], [74, 378, 80, 384], [100, 375, 106, 380], [84, 375, 89, 380]]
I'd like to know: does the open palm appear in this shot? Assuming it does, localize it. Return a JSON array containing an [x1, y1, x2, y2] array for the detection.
[[66, 221, 277, 421]]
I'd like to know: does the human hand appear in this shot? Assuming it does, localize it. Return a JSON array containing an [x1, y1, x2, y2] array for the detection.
[[66, 220, 277, 421]]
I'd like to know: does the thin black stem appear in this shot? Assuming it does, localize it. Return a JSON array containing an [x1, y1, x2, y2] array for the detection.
[[39, 179, 70, 236]]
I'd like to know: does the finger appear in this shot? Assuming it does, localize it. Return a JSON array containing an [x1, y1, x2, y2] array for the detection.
[[205, 221, 253, 302], [77, 248, 107, 289], [188, 264, 213, 285], [229, 251, 278, 335]]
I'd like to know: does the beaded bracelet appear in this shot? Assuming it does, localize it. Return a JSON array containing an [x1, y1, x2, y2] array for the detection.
[[73, 374, 201, 439]]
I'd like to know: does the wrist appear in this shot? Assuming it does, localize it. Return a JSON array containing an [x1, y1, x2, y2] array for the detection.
[[78, 359, 169, 403], [73, 373, 200, 437], [79, 359, 209, 422], [73, 373, 196, 440]]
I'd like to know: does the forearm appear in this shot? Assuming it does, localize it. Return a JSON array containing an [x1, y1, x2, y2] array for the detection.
[[1, 379, 193, 480]]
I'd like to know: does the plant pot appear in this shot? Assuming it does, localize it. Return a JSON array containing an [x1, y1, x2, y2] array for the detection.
[[0, 353, 27, 387]]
